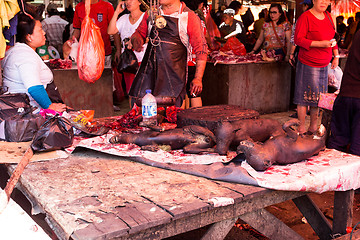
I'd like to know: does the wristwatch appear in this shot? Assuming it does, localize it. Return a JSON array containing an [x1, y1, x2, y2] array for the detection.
[[334, 55, 340, 58]]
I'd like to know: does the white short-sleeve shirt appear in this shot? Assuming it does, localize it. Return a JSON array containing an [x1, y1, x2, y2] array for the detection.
[[116, 12, 147, 62], [1, 43, 53, 109]]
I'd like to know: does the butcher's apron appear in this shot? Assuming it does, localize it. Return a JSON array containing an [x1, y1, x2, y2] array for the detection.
[[46, 81, 64, 104], [129, 15, 187, 107]]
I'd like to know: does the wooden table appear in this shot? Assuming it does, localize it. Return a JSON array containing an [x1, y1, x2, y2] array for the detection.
[[7, 149, 357, 240]]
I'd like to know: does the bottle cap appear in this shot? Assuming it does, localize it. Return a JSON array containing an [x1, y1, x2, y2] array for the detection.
[[146, 89, 152, 94]]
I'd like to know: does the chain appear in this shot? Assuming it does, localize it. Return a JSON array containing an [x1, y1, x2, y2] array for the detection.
[[149, 0, 161, 47]]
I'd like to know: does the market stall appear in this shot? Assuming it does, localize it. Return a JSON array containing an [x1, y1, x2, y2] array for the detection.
[[202, 61, 291, 114], [52, 64, 114, 118]]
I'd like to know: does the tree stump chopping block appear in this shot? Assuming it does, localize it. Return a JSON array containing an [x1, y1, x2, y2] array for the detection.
[[177, 105, 259, 132]]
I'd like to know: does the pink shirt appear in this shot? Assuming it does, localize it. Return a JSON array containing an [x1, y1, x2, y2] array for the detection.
[[295, 10, 337, 68]]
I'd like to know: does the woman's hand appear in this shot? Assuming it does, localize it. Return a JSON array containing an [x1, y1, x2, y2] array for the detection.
[[288, 54, 295, 67], [115, 1, 125, 15], [331, 57, 339, 69], [48, 103, 68, 113], [312, 40, 332, 48], [63, 36, 77, 60]]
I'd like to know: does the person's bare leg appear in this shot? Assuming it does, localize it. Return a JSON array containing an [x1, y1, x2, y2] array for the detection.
[[297, 105, 307, 134], [308, 106, 319, 133], [190, 97, 202, 108], [185, 95, 190, 109]]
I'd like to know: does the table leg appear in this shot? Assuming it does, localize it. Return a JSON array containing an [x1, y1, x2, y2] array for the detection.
[[293, 195, 333, 240], [333, 190, 354, 235], [240, 208, 304, 240], [200, 217, 237, 240]]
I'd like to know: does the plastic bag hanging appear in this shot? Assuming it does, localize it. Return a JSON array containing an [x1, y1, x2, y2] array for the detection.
[[77, 0, 105, 83]]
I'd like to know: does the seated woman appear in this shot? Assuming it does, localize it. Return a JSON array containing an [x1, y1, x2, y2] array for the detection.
[[1, 13, 68, 113], [249, 3, 291, 61]]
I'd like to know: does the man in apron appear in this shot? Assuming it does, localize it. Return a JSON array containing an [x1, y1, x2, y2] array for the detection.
[[129, 0, 207, 107]]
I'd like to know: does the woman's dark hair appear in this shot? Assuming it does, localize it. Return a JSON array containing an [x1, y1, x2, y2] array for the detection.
[[16, 13, 37, 43], [228, 1, 242, 15], [305, 2, 314, 9], [259, 10, 265, 19], [265, 3, 287, 25]]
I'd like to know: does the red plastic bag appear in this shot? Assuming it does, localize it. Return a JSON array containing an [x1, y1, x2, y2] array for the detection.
[[205, 13, 221, 51], [220, 37, 247, 56], [77, 0, 105, 83]]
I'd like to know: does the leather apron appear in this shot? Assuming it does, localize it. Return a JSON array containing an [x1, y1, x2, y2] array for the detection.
[[129, 15, 187, 107]]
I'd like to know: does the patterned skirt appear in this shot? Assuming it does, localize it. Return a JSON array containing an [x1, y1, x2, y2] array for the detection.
[[293, 61, 328, 107]]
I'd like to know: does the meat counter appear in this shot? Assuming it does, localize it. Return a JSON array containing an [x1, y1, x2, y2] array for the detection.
[[202, 61, 292, 114], [52, 64, 114, 118]]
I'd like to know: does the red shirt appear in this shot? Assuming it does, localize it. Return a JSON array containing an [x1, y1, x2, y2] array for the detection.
[[73, 0, 114, 55], [295, 10, 337, 68]]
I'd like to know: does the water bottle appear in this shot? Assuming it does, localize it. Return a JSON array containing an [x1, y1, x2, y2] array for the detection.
[[141, 89, 157, 126]]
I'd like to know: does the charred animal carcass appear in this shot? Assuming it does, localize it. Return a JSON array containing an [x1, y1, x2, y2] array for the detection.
[[109, 125, 216, 154], [237, 119, 327, 171], [216, 118, 285, 155]]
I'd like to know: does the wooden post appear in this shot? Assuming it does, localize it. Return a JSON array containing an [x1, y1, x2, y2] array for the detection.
[[333, 190, 355, 235], [293, 195, 333, 240]]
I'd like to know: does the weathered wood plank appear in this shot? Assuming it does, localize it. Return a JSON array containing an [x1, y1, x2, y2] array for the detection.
[[293, 194, 333, 240], [333, 190, 355, 235], [116, 201, 172, 235], [116, 191, 305, 240], [213, 180, 269, 203], [71, 213, 129, 240], [240, 208, 304, 240], [200, 217, 238, 240]]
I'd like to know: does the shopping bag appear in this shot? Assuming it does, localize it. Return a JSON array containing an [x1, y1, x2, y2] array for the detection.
[[328, 64, 343, 89], [117, 48, 139, 74], [77, 0, 105, 83], [318, 93, 337, 111], [0, 93, 32, 121], [31, 115, 74, 151], [4, 112, 45, 142]]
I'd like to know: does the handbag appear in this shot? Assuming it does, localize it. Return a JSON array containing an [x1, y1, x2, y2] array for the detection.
[[0, 93, 32, 121], [117, 48, 139, 74]]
